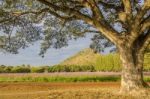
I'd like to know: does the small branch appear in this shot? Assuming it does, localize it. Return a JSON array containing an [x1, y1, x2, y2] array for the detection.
[[140, 17, 150, 33], [86, 0, 122, 45], [0, 18, 13, 24], [130, 1, 150, 44], [98, 1, 123, 10], [133, 0, 150, 30], [73, 30, 100, 36], [0, 8, 49, 24], [140, 30, 150, 52], [12, 8, 49, 16], [47, 10, 76, 21]]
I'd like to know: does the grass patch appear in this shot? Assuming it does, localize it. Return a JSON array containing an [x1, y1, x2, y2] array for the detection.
[[144, 77, 150, 82], [1, 76, 150, 82], [0, 76, 121, 82]]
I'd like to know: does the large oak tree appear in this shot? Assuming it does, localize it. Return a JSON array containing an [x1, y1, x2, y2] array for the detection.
[[0, 0, 150, 94]]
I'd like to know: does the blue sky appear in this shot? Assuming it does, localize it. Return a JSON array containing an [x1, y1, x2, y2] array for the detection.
[[0, 34, 93, 66]]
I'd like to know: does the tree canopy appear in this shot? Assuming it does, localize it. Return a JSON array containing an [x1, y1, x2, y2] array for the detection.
[[0, 0, 149, 55]]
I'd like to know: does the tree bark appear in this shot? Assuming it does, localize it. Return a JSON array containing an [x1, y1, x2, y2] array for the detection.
[[118, 46, 149, 94]]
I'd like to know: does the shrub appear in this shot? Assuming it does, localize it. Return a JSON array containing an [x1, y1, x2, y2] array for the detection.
[[31, 67, 45, 73], [3, 66, 13, 73], [11, 66, 31, 73], [48, 65, 96, 72]]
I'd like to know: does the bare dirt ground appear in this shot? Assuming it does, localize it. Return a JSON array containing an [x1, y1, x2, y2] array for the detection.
[[0, 72, 150, 99], [0, 82, 150, 99]]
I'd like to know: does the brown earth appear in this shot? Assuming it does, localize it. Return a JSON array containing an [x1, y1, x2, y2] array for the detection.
[[0, 82, 150, 99], [0, 72, 150, 99]]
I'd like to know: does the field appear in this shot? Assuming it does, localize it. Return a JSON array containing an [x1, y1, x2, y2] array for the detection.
[[0, 82, 150, 99], [0, 73, 150, 99], [1, 72, 150, 82]]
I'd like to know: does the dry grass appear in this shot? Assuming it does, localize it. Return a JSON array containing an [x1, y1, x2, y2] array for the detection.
[[0, 72, 121, 78], [60, 48, 100, 66], [0, 73, 150, 99], [1, 72, 150, 77], [0, 72, 122, 78], [0, 82, 150, 99]]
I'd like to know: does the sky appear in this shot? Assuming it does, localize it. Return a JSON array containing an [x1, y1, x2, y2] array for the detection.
[[0, 34, 93, 66]]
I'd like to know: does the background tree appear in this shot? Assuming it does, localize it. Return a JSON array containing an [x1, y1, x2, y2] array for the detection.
[[0, 0, 150, 94]]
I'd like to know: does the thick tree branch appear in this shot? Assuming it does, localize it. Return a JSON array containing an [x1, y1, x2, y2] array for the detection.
[[37, 0, 122, 45], [129, 1, 150, 44], [132, 1, 150, 32], [122, 0, 132, 22], [37, 0, 93, 24], [86, 0, 122, 45]]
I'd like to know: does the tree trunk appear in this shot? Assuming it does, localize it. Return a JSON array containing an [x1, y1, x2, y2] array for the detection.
[[119, 46, 149, 94]]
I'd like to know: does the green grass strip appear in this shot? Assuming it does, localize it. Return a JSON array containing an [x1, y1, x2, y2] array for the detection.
[[0, 76, 150, 82]]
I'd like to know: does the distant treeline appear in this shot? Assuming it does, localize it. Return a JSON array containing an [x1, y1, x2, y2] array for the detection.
[[0, 65, 47, 73], [0, 53, 150, 73], [0, 65, 97, 73], [0, 64, 150, 73]]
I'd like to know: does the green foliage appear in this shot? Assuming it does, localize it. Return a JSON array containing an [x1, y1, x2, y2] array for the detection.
[[48, 65, 96, 72], [144, 53, 150, 71], [31, 67, 45, 73], [0, 65, 6, 73], [95, 54, 121, 72], [11, 66, 31, 73], [1, 75, 150, 82], [58, 51, 150, 72], [0, 52, 150, 73], [0, 76, 121, 82], [3, 66, 13, 73]]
